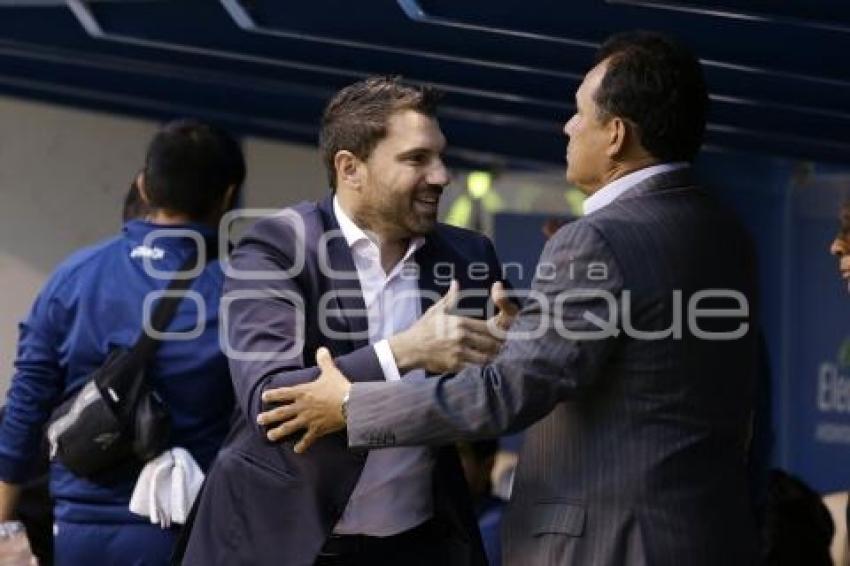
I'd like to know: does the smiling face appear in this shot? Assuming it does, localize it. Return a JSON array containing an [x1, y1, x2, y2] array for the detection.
[[352, 109, 449, 240], [830, 204, 850, 293]]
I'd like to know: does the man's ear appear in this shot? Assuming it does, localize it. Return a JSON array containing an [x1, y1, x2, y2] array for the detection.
[[220, 184, 238, 214], [136, 171, 151, 204], [606, 117, 628, 159], [334, 150, 363, 190]]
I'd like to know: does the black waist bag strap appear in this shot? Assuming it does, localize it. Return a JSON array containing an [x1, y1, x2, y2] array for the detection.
[[47, 254, 201, 478]]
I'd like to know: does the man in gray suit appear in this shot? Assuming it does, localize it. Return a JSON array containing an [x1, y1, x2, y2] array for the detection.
[[260, 32, 759, 565]]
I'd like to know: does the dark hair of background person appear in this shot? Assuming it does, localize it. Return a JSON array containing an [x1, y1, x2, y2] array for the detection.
[[318, 76, 443, 189], [142, 119, 246, 220], [122, 178, 150, 222], [593, 31, 709, 162], [760, 469, 834, 566], [836, 201, 850, 241]]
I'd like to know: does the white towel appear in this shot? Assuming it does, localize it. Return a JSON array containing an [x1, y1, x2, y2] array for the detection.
[[129, 448, 204, 529]]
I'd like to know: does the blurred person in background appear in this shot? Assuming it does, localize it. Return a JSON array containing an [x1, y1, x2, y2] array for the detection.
[[122, 176, 151, 223], [0, 175, 159, 566], [825, 201, 850, 565], [829, 202, 850, 294], [0, 119, 244, 565], [761, 469, 834, 566]]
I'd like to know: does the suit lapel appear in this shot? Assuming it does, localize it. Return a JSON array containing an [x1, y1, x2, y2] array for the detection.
[[413, 235, 447, 380], [414, 231, 451, 316], [317, 196, 370, 350]]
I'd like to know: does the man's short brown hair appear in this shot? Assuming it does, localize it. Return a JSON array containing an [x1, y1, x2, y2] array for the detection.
[[319, 76, 442, 189]]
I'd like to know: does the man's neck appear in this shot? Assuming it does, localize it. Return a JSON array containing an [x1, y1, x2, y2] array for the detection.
[[597, 158, 660, 192], [145, 210, 193, 225], [335, 193, 409, 274]]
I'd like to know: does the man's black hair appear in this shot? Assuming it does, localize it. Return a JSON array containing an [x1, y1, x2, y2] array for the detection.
[[122, 179, 149, 222], [595, 31, 709, 161], [143, 119, 245, 219]]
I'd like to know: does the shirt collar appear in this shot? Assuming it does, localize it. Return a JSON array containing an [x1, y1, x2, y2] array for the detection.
[[582, 162, 689, 215], [333, 195, 374, 249], [332, 196, 425, 263], [123, 219, 219, 261]]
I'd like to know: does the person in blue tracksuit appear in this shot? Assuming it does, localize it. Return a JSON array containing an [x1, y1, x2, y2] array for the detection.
[[0, 119, 244, 565]]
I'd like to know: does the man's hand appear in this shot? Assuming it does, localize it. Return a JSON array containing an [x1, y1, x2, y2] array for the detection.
[[388, 280, 509, 374], [490, 280, 519, 332], [0, 480, 20, 523], [258, 347, 351, 453]]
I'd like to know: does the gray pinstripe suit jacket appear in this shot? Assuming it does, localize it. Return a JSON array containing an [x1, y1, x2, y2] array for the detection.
[[347, 167, 759, 565]]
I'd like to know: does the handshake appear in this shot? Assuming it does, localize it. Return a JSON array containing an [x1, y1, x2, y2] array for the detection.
[[257, 280, 518, 451], [388, 279, 518, 374]]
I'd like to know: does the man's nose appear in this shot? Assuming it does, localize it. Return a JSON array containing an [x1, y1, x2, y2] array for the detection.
[[429, 159, 450, 187], [831, 238, 846, 257], [564, 115, 576, 137]]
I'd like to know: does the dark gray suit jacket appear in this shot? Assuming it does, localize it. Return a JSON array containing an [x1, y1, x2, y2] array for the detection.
[[347, 168, 759, 566]]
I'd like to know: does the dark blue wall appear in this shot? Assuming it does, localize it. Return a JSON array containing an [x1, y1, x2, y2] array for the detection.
[[698, 152, 850, 492]]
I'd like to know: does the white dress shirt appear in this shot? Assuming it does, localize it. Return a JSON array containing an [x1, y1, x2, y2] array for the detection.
[[331, 196, 435, 536], [582, 162, 689, 215]]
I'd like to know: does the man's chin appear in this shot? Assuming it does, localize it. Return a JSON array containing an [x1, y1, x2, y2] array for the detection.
[[565, 171, 589, 194], [410, 216, 437, 236]]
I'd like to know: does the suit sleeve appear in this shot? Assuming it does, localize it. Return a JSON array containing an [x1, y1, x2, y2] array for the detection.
[[346, 220, 624, 448], [223, 230, 382, 438]]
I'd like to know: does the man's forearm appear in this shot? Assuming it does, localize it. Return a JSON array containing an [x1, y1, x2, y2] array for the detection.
[[0, 480, 21, 522]]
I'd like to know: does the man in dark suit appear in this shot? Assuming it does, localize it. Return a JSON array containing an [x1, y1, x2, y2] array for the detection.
[[182, 77, 514, 566], [262, 32, 760, 565]]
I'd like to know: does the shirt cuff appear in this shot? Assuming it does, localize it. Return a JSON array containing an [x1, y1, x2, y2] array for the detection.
[[373, 340, 402, 382]]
